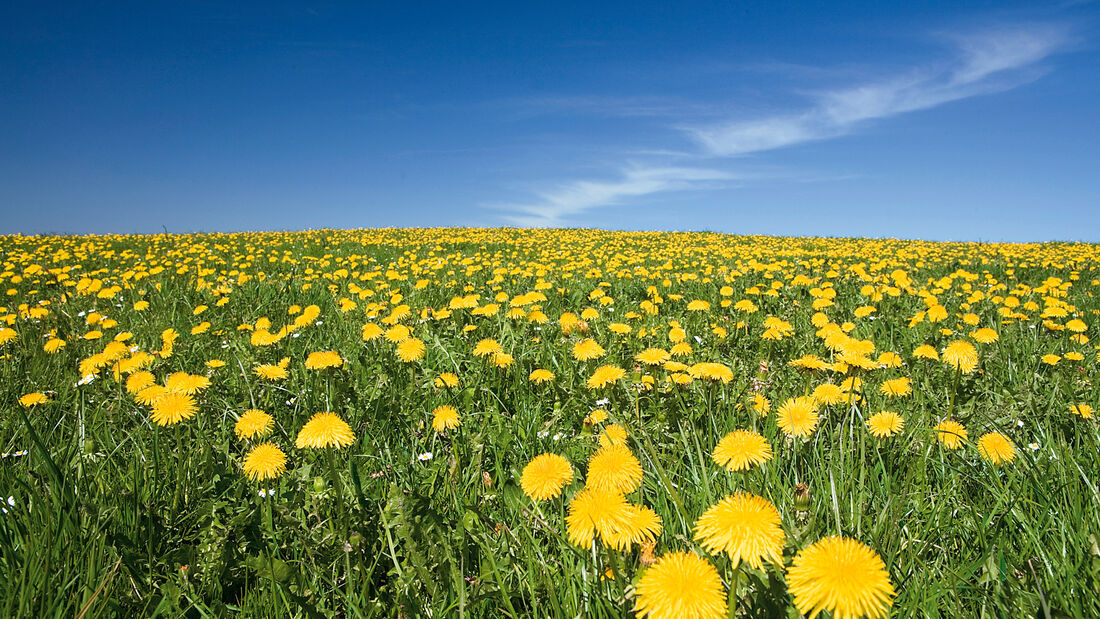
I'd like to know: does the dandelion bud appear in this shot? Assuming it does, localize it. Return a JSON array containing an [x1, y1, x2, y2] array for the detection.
[[794, 483, 812, 513]]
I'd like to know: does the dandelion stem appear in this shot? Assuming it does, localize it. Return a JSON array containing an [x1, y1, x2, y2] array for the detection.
[[326, 447, 347, 539], [947, 366, 961, 421]]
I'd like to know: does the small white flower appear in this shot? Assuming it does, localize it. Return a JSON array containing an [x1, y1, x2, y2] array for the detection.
[[596, 398, 610, 406], [1028, 442, 1040, 451], [292, 332, 301, 338], [77, 374, 96, 386], [418, 452, 433, 461], [5, 496, 13, 506], [552, 432, 564, 441], [315, 321, 323, 326], [1017, 420, 1025, 427], [77, 311, 86, 317], [694, 335, 703, 344], [129, 345, 139, 352], [537, 429, 549, 439]]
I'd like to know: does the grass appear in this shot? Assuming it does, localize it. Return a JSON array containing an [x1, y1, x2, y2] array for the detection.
[[0, 227, 1098, 617]]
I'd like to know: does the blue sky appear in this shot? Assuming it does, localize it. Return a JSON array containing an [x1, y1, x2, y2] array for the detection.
[[1, 1, 1097, 240]]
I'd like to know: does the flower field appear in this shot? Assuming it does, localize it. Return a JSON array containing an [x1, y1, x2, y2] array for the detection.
[[1, 228, 1098, 617]]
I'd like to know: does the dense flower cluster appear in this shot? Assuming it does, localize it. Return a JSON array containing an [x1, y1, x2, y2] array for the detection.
[[0, 228, 1094, 616]]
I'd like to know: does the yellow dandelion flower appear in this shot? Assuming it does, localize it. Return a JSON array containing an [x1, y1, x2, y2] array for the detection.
[[150, 392, 198, 426], [434, 372, 459, 388], [777, 396, 820, 438], [694, 493, 786, 569], [636, 348, 671, 366], [712, 430, 773, 472], [787, 536, 896, 619], [866, 412, 904, 438], [1070, 403, 1094, 419], [472, 338, 503, 357], [812, 383, 846, 406], [304, 351, 343, 370], [1065, 318, 1087, 333], [670, 342, 693, 357], [971, 327, 999, 344], [572, 338, 606, 361], [941, 340, 978, 374], [528, 368, 555, 384], [598, 423, 628, 447], [587, 408, 609, 424], [295, 412, 355, 449], [878, 377, 912, 398], [1041, 354, 1061, 366], [126, 370, 156, 394], [396, 337, 426, 362], [164, 372, 211, 395], [43, 338, 66, 353], [689, 362, 734, 383], [604, 504, 662, 551], [789, 354, 829, 371], [254, 362, 288, 381], [927, 305, 948, 322], [235, 409, 274, 440], [586, 443, 643, 494], [587, 364, 626, 389], [634, 551, 727, 619], [134, 384, 167, 406], [912, 344, 939, 360], [876, 352, 903, 368], [242, 443, 287, 481], [361, 323, 384, 341], [384, 324, 410, 343], [934, 419, 968, 450], [19, 392, 49, 407], [520, 453, 573, 501], [749, 393, 770, 416], [977, 432, 1015, 465], [431, 405, 460, 433], [565, 487, 632, 548], [686, 299, 710, 312]]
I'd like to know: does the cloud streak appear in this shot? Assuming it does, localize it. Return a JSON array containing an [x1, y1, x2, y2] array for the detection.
[[493, 166, 735, 227], [493, 22, 1071, 225], [690, 24, 1070, 156]]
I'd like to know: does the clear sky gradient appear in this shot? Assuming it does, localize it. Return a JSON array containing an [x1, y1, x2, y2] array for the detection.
[[2, 1, 1098, 240]]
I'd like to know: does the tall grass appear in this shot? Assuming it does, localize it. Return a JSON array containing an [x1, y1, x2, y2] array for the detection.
[[0, 229, 1098, 617]]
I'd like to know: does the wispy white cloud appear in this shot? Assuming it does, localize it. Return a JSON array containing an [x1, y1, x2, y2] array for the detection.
[[492, 165, 735, 227], [690, 24, 1070, 156], [492, 22, 1071, 225]]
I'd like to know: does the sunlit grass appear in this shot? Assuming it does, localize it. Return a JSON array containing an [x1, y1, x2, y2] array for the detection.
[[0, 228, 1098, 617]]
